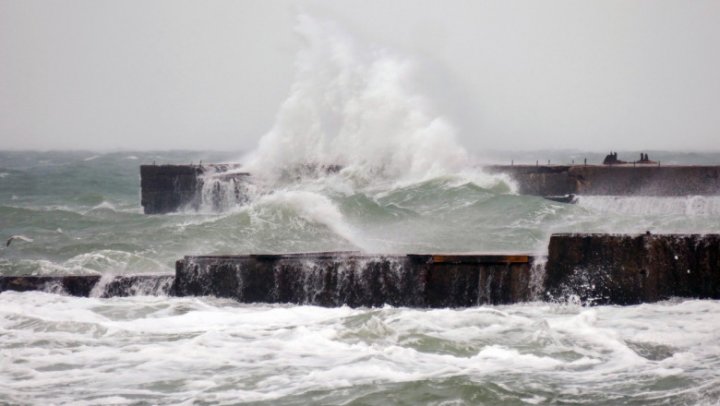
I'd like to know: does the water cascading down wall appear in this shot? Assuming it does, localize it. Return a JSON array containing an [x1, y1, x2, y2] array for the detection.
[[7, 164, 719, 305], [140, 164, 720, 214], [3, 234, 720, 306]]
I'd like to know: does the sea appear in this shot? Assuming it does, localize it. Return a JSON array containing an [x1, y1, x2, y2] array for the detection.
[[2, 149, 720, 405], [3, 13, 720, 406]]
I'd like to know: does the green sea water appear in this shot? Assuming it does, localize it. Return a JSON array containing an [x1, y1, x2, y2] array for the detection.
[[2, 150, 720, 277], [2, 150, 720, 405]]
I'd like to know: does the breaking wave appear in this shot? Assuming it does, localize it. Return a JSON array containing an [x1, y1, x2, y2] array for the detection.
[[190, 15, 514, 252], [2, 295, 720, 404], [240, 15, 500, 191]]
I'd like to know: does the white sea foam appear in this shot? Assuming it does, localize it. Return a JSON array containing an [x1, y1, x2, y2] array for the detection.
[[89, 201, 117, 211], [1, 294, 719, 404], [1, 251, 172, 276], [63, 250, 170, 274]]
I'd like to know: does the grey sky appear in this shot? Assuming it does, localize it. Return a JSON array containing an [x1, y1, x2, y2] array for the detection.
[[1, 0, 719, 152]]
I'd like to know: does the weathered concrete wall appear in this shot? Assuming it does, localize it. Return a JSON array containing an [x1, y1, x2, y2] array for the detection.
[[176, 234, 720, 306], [174, 253, 534, 307], [0, 274, 174, 297], [141, 164, 720, 215], [140, 165, 204, 214], [487, 165, 720, 196], [486, 165, 575, 195], [4, 234, 719, 306], [545, 233, 720, 304], [140, 164, 248, 214]]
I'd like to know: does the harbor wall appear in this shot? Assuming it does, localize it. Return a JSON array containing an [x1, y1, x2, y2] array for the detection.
[[140, 164, 720, 214], [140, 165, 204, 214], [545, 233, 720, 304], [3, 234, 719, 306], [0, 274, 174, 297], [140, 164, 248, 214], [174, 253, 534, 307], [486, 165, 720, 196]]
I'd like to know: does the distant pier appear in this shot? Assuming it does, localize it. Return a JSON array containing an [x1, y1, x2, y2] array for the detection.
[[2, 234, 719, 306], [174, 253, 534, 307], [487, 164, 720, 196], [140, 164, 248, 214], [140, 163, 720, 214]]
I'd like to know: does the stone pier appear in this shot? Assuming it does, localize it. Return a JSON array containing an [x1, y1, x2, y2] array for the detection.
[[2, 234, 719, 306], [545, 233, 720, 304], [487, 165, 720, 196], [140, 164, 720, 214], [174, 253, 534, 307], [140, 164, 248, 214]]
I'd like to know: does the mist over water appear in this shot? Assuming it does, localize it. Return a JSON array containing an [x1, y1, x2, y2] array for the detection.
[[3, 15, 720, 406], [242, 15, 470, 185]]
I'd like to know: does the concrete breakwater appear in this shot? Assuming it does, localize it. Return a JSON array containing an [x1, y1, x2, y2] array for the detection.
[[486, 165, 720, 196], [545, 233, 720, 304], [174, 253, 535, 307], [140, 164, 248, 214], [140, 164, 720, 214], [2, 234, 719, 306]]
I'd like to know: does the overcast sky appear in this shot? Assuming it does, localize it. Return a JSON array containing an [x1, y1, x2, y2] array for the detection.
[[1, 0, 719, 152]]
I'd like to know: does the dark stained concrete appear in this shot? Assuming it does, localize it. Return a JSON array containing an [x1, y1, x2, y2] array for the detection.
[[140, 164, 248, 214], [486, 165, 720, 196], [545, 233, 720, 304], [141, 164, 720, 215], [3, 234, 719, 306], [174, 253, 534, 307]]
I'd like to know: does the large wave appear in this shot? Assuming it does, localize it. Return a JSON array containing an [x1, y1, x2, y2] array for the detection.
[[193, 15, 514, 251]]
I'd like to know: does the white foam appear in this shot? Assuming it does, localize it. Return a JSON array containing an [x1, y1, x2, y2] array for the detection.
[[63, 250, 170, 275], [241, 15, 484, 188], [5, 251, 171, 276], [2, 296, 719, 404], [89, 201, 117, 211]]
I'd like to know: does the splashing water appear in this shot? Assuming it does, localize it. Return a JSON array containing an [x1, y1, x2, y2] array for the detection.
[[241, 15, 476, 187], [2, 13, 720, 405], [3, 35, 720, 405], [190, 15, 513, 249]]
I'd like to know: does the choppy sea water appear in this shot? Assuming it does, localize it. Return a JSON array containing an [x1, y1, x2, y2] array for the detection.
[[2, 150, 720, 405], [3, 294, 720, 405]]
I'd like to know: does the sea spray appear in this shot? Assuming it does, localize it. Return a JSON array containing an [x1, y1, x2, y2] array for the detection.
[[241, 15, 473, 186], [251, 190, 365, 251], [193, 15, 514, 247]]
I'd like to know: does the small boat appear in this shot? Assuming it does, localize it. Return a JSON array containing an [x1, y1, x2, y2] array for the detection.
[[543, 194, 578, 204]]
